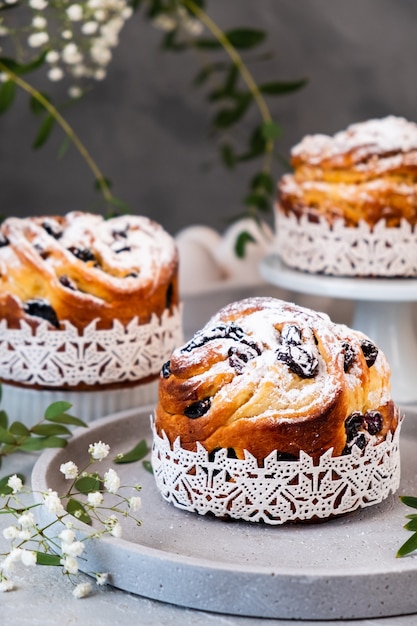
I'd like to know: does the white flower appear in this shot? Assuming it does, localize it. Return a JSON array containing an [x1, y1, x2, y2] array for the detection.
[[3, 526, 18, 541], [1, 548, 22, 573], [46, 50, 60, 63], [48, 67, 64, 81], [60, 461, 79, 480], [62, 540, 84, 557], [43, 490, 66, 517], [73, 581, 92, 598], [17, 511, 35, 529], [62, 42, 83, 65], [87, 491, 103, 507], [7, 475, 23, 494], [81, 21, 99, 35], [66, 4, 83, 21], [90, 41, 112, 66], [128, 496, 141, 512], [68, 85, 82, 99], [28, 31, 49, 48], [29, 0, 48, 9], [32, 16, 47, 29], [110, 521, 122, 538], [61, 29, 73, 40], [17, 530, 32, 541], [94, 68, 106, 81], [0, 26, 9, 37], [61, 555, 78, 575], [103, 468, 120, 494], [0, 579, 15, 592], [20, 550, 36, 567], [95, 572, 109, 586], [59, 528, 75, 544], [152, 14, 177, 32], [88, 441, 110, 461]]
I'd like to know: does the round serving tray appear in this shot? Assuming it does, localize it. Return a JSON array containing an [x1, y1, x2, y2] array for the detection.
[[32, 406, 417, 621]]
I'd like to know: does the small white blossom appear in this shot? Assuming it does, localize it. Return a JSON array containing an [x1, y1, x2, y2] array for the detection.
[[61, 29, 73, 40], [43, 490, 66, 517], [1, 548, 22, 573], [0, 579, 15, 592], [17, 530, 32, 541], [59, 528, 75, 544], [87, 491, 103, 507], [3, 526, 18, 541], [32, 15, 47, 29], [104, 468, 120, 494], [66, 4, 83, 21], [95, 572, 109, 586], [29, 0, 48, 9], [94, 68, 106, 81], [20, 550, 36, 567], [46, 50, 60, 63], [60, 461, 79, 480], [110, 521, 122, 538], [62, 42, 83, 65], [128, 496, 141, 512], [7, 475, 23, 494], [62, 540, 84, 558], [0, 26, 8, 37], [28, 31, 49, 48], [73, 581, 92, 598], [61, 555, 78, 575], [68, 85, 83, 99], [88, 441, 110, 461], [81, 21, 99, 35], [48, 67, 64, 81], [17, 511, 35, 529]]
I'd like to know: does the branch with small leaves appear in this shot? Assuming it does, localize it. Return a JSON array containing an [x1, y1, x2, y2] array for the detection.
[[397, 496, 417, 558]]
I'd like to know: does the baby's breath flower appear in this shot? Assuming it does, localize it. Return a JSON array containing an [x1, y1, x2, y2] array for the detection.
[[73, 581, 92, 598], [61, 29, 73, 40], [62, 540, 84, 558], [29, 0, 47, 9], [68, 85, 82, 98], [20, 550, 36, 567], [60, 461, 79, 480], [2, 548, 22, 573], [17, 511, 35, 529], [95, 572, 108, 586], [0, 579, 15, 592], [7, 474, 23, 494], [48, 67, 64, 81], [81, 21, 99, 35], [88, 441, 110, 461], [87, 491, 103, 507], [28, 31, 49, 47], [61, 555, 79, 575], [128, 496, 141, 512], [32, 15, 47, 29], [45, 50, 60, 63], [66, 4, 83, 22], [110, 521, 122, 538], [43, 489, 66, 517], [3, 526, 18, 541], [103, 468, 120, 494]]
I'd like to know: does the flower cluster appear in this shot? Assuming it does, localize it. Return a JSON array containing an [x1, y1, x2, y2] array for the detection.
[[0, 0, 134, 97], [0, 440, 142, 598]]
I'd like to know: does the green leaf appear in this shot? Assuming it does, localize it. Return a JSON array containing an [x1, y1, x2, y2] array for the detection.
[[32, 114, 55, 149], [225, 28, 266, 49], [405, 519, 417, 532], [46, 413, 87, 428], [259, 78, 308, 95], [74, 475, 102, 494], [44, 401, 73, 420], [94, 176, 112, 191], [0, 409, 8, 429], [193, 62, 227, 86], [9, 421, 30, 437], [235, 231, 256, 259], [31, 423, 72, 437], [142, 460, 153, 474], [220, 143, 236, 169], [0, 473, 24, 495], [66, 498, 92, 525], [0, 79, 15, 114], [213, 92, 252, 128], [18, 436, 67, 451], [36, 552, 62, 566], [261, 120, 281, 141], [0, 50, 48, 75], [58, 134, 72, 159], [397, 531, 417, 558], [0, 425, 16, 445], [29, 91, 52, 115], [162, 30, 187, 51], [114, 439, 149, 464], [251, 172, 274, 195], [400, 496, 417, 510], [244, 192, 270, 212]]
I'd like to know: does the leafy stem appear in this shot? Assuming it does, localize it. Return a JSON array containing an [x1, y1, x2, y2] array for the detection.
[[0, 59, 113, 205]]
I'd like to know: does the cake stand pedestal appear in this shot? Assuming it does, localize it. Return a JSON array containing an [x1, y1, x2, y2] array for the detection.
[[260, 255, 417, 405]]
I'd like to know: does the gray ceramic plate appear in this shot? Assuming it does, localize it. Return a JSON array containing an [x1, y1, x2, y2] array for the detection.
[[31, 406, 417, 620]]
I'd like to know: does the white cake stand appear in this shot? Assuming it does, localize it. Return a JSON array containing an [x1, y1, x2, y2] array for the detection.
[[260, 255, 417, 405]]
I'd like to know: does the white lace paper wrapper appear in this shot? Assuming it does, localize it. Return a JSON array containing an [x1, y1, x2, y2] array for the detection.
[[275, 211, 417, 276], [152, 417, 402, 524], [0, 306, 182, 388]]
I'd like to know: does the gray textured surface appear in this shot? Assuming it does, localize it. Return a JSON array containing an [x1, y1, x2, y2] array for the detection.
[[28, 406, 417, 621], [2, 1, 417, 234]]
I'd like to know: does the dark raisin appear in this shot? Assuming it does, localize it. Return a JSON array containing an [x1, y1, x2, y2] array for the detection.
[[112, 228, 128, 239], [276, 345, 319, 379], [184, 398, 211, 419], [165, 283, 173, 309], [342, 341, 356, 372], [42, 220, 63, 239], [344, 411, 364, 442], [363, 410, 383, 435], [68, 246, 96, 263], [0, 232, 9, 247], [125, 272, 139, 278], [281, 324, 302, 345], [182, 323, 245, 353], [59, 275, 77, 291], [361, 339, 378, 367], [34, 244, 49, 260], [161, 360, 171, 378], [23, 299, 59, 328], [354, 433, 367, 450], [113, 244, 131, 254]]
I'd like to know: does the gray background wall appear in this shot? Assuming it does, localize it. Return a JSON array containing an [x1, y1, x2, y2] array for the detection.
[[1, 0, 417, 237]]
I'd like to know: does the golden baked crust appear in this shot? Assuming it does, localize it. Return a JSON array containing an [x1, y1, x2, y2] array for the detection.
[[155, 297, 398, 462], [0, 212, 179, 331], [278, 116, 417, 228]]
